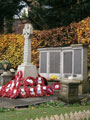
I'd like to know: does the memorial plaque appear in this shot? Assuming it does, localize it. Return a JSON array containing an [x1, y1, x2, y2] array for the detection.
[[40, 52, 47, 73], [74, 49, 82, 74], [50, 52, 60, 73], [39, 44, 88, 94], [63, 52, 72, 73]]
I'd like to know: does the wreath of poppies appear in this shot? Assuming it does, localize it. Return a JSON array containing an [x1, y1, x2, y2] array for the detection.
[[0, 70, 58, 99], [16, 70, 23, 79], [19, 86, 29, 98], [0, 86, 3, 97], [28, 87, 36, 97], [36, 77, 44, 86], [19, 78, 25, 86], [46, 86, 54, 95], [42, 77, 48, 86], [2, 87, 12, 98], [24, 76, 35, 86], [42, 85, 47, 96], [14, 71, 23, 88], [2, 81, 15, 97], [10, 87, 19, 99], [14, 80, 20, 89], [37, 74, 48, 86], [10, 81, 15, 90], [35, 85, 44, 97], [52, 83, 61, 90]]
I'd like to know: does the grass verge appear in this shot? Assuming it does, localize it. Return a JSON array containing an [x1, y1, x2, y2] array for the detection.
[[0, 103, 90, 120]]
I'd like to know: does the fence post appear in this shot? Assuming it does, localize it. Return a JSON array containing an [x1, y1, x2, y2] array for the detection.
[[82, 110, 86, 120], [54, 114, 59, 120], [40, 117, 44, 120], [59, 114, 64, 120], [78, 111, 82, 120], [45, 116, 49, 120], [50, 115, 55, 120], [87, 110, 90, 117], [64, 113, 69, 120], [35, 118, 40, 120], [86, 110, 90, 120], [74, 111, 81, 120], [69, 112, 74, 120]]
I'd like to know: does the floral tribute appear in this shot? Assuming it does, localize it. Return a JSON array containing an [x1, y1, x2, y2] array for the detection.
[[52, 83, 61, 90], [0, 71, 60, 99]]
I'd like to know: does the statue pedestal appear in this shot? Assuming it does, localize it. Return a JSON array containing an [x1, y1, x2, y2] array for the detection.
[[17, 63, 37, 78]]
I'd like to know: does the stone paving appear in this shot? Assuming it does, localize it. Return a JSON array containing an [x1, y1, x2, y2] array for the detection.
[[0, 92, 58, 108], [0, 91, 89, 108]]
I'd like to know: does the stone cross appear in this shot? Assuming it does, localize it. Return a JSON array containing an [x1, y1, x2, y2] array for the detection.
[[17, 23, 37, 78], [23, 24, 33, 64]]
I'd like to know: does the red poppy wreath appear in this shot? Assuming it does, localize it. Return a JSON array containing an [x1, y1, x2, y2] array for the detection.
[[24, 76, 35, 86], [52, 83, 61, 90], [35, 85, 44, 97]]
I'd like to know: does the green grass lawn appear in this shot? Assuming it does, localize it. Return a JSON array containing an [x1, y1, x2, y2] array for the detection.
[[0, 105, 90, 120]]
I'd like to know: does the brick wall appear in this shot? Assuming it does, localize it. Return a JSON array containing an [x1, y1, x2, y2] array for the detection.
[[4, 19, 29, 34]]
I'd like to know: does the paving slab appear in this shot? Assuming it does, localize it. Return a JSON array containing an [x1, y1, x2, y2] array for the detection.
[[0, 92, 89, 108], [0, 94, 58, 108]]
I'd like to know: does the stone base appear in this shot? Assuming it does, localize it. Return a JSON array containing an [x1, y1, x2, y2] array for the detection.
[[0, 71, 14, 85], [59, 79, 81, 103], [17, 63, 37, 78]]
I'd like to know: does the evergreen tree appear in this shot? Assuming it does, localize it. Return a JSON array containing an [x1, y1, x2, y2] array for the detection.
[[0, 0, 90, 32], [0, 0, 24, 33], [25, 0, 90, 30]]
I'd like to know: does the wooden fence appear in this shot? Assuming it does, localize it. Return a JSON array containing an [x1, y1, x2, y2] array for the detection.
[[30, 110, 90, 120]]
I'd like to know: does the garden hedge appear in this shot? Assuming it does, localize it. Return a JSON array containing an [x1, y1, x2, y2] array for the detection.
[[0, 17, 90, 69]]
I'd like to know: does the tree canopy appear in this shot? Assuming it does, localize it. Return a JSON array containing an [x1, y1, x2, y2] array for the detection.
[[0, 0, 24, 33], [26, 0, 90, 30], [0, 0, 90, 33]]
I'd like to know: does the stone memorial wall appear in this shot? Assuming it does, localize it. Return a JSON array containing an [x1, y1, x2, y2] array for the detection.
[[39, 44, 89, 93]]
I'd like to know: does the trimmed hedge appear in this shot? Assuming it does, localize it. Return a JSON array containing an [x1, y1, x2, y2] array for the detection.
[[0, 34, 24, 68], [0, 17, 90, 69]]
